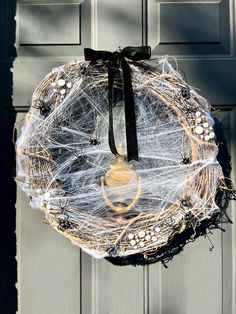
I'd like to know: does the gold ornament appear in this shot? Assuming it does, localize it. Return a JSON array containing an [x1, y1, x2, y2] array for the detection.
[[101, 144, 141, 214]]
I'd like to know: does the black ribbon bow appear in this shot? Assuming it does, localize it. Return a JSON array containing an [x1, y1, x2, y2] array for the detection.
[[84, 46, 151, 161]]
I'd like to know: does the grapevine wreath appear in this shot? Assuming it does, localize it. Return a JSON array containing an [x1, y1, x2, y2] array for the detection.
[[16, 46, 235, 266]]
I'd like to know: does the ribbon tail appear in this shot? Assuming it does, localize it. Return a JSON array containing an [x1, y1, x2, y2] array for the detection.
[[108, 62, 119, 157], [121, 59, 139, 162]]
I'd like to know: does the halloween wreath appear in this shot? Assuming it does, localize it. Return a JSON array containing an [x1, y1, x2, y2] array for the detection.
[[16, 46, 235, 266]]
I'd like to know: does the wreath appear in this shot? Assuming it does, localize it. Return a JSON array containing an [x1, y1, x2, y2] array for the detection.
[[16, 46, 235, 266]]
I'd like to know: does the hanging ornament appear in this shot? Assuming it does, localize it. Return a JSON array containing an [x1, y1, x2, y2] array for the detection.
[[15, 46, 235, 266]]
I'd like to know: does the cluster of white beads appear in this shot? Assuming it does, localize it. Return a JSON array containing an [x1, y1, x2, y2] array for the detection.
[[127, 225, 161, 249], [194, 111, 215, 141], [51, 78, 72, 101]]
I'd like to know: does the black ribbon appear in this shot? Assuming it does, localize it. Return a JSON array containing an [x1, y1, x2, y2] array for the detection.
[[84, 46, 151, 161]]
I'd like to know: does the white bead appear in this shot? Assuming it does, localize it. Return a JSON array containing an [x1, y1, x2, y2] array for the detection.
[[209, 132, 215, 139], [155, 227, 160, 233], [195, 126, 204, 135], [150, 226, 154, 230], [138, 230, 146, 238], [195, 111, 201, 117], [66, 82, 72, 88], [205, 135, 210, 141], [58, 79, 65, 87], [51, 82, 56, 87], [139, 241, 145, 247], [152, 236, 157, 242], [60, 89, 66, 95], [128, 233, 134, 240], [145, 235, 151, 241], [44, 192, 51, 199], [151, 232, 155, 236], [200, 135, 204, 139], [130, 240, 136, 246], [203, 122, 209, 128], [196, 118, 201, 124]]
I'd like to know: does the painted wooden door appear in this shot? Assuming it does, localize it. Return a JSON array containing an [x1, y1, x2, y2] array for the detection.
[[14, 0, 236, 313]]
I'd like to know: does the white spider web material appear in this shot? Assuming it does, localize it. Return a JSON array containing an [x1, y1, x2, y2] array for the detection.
[[16, 57, 223, 259]]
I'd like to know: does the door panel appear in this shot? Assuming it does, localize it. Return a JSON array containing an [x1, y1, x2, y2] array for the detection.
[[16, 188, 81, 314], [81, 255, 144, 314], [148, 0, 230, 55], [150, 233, 223, 314], [17, 0, 91, 56], [14, 1, 236, 313]]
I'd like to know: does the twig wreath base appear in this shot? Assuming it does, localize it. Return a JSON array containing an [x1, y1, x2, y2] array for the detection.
[[16, 56, 235, 266]]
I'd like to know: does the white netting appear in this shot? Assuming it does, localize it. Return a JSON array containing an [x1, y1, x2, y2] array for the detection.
[[16, 57, 223, 260]]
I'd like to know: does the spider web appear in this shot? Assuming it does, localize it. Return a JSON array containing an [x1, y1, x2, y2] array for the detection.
[[16, 57, 231, 262]]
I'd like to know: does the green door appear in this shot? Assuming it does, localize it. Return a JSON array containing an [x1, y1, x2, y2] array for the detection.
[[14, 0, 236, 313]]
